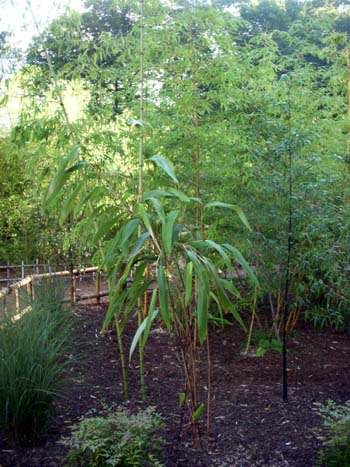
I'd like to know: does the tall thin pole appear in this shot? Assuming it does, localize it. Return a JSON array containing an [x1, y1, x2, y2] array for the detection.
[[282, 84, 293, 402], [138, 0, 145, 205], [138, 0, 146, 399], [346, 47, 350, 174]]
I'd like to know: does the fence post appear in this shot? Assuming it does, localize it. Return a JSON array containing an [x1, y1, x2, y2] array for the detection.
[[96, 270, 101, 305], [26, 278, 33, 302], [21, 261, 25, 279], [6, 262, 10, 286], [36, 258, 39, 275], [15, 288, 20, 313], [70, 267, 76, 304]]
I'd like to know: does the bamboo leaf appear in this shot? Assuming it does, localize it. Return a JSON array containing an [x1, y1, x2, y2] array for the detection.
[[184, 262, 193, 307], [157, 265, 171, 329], [129, 231, 150, 258], [144, 190, 174, 200], [178, 392, 186, 408], [59, 184, 83, 225], [120, 219, 139, 249], [149, 197, 165, 224], [141, 288, 158, 347], [137, 204, 159, 249], [209, 291, 224, 324], [162, 211, 178, 257], [129, 306, 158, 361], [167, 188, 191, 203], [192, 403, 205, 422], [197, 279, 209, 344], [223, 244, 259, 287], [45, 146, 80, 207], [94, 216, 118, 243], [204, 201, 251, 231], [204, 240, 231, 267], [149, 155, 179, 184]]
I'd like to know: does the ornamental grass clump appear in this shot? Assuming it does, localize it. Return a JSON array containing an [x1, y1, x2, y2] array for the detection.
[[0, 278, 72, 444]]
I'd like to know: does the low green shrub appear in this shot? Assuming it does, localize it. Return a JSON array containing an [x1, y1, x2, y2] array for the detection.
[[0, 278, 72, 444], [316, 400, 350, 467], [65, 407, 164, 467]]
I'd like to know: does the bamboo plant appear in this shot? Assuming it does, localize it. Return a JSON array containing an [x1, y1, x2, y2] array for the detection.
[[102, 157, 258, 444]]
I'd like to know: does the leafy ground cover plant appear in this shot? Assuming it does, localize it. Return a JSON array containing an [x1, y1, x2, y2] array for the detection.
[[315, 400, 350, 467], [0, 278, 72, 444], [65, 407, 164, 467], [244, 328, 282, 357]]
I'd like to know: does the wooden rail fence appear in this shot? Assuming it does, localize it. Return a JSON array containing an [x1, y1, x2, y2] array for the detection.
[[0, 266, 108, 315], [0, 260, 79, 284]]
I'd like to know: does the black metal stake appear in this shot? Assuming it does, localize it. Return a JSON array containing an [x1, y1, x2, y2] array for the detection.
[[282, 83, 293, 402]]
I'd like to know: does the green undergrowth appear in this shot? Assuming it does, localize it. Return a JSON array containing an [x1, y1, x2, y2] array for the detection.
[[316, 400, 350, 467], [65, 407, 164, 467]]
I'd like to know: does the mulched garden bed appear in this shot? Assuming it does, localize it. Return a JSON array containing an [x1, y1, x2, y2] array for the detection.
[[1, 303, 349, 466]]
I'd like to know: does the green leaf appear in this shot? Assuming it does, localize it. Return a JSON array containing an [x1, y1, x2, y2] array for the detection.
[[167, 188, 191, 203], [137, 204, 158, 247], [120, 219, 139, 249], [197, 280, 209, 344], [149, 155, 179, 184], [94, 216, 118, 243], [178, 392, 186, 408], [149, 197, 165, 224], [204, 201, 251, 231], [184, 262, 193, 307], [192, 403, 205, 422], [144, 190, 174, 200], [223, 244, 259, 287], [162, 211, 178, 257], [45, 146, 80, 207], [129, 232, 150, 258], [157, 265, 171, 329], [129, 301, 158, 361], [256, 346, 267, 357], [142, 289, 159, 347], [204, 240, 231, 267], [59, 184, 82, 225]]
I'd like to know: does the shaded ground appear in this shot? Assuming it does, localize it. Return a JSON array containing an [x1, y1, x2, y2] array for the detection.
[[1, 303, 349, 466]]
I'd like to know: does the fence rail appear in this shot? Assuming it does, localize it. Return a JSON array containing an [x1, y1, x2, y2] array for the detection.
[[0, 266, 107, 315], [0, 260, 89, 284]]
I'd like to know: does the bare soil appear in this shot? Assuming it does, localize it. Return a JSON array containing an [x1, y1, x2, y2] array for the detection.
[[0, 303, 349, 467]]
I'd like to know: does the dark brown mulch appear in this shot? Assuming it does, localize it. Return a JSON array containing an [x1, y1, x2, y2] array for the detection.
[[1, 304, 349, 467]]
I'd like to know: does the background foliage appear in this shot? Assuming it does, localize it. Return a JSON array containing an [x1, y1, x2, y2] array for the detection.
[[0, 0, 349, 327]]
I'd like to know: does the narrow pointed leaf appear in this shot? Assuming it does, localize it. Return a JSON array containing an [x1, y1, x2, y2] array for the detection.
[[129, 306, 159, 361], [130, 231, 150, 258], [141, 289, 159, 347], [197, 280, 209, 344], [149, 197, 165, 224], [192, 404, 205, 422], [184, 262, 193, 307], [223, 244, 258, 287], [162, 211, 178, 257], [149, 155, 179, 184], [205, 201, 251, 231], [157, 265, 171, 329]]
